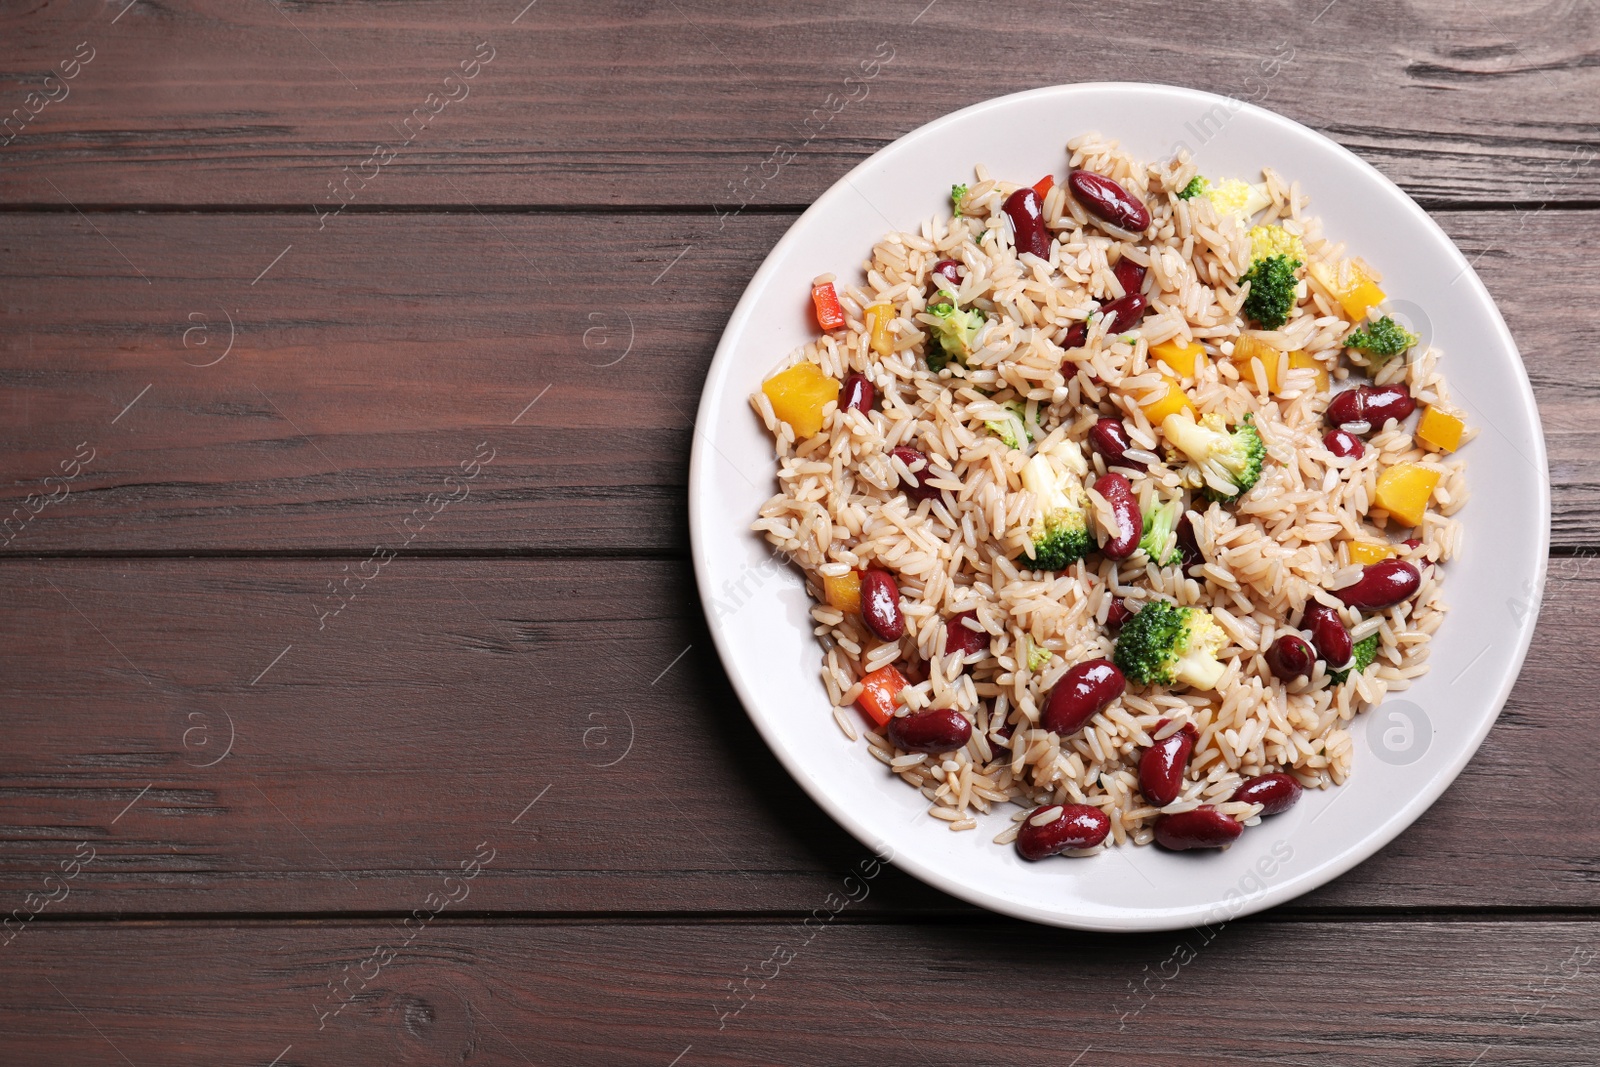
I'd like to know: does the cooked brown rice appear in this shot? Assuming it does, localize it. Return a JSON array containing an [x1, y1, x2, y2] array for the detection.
[[751, 134, 1468, 851]]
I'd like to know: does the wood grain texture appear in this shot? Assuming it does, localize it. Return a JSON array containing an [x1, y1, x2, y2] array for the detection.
[[0, 209, 1591, 552], [1, 0, 1597, 208], [2, 919, 1597, 1064], [0, 558, 1593, 915]]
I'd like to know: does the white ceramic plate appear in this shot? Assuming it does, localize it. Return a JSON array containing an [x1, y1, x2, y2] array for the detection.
[[688, 83, 1548, 931]]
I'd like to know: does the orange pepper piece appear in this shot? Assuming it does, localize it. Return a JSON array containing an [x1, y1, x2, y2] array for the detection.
[[856, 664, 908, 727]]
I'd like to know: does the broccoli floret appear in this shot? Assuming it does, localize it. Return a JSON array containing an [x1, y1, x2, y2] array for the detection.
[[1017, 442, 1092, 571], [1177, 175, 1209, 200], [924, 301, 986, 371], [1248, 225, 1307, 264], [1328, 632, 1379, 684], [1161, 411, 1267, 502], [984, 400, 1034, 449], [1205, 178, 1272, 220], [1113, 600, 1228, 690], [1138, 497, 1184, 566], [951, 183, 969, 218], [1240, 254, 1301, 330], [1344, 315, 1418, 364], [1024, 638, 1052, 671]]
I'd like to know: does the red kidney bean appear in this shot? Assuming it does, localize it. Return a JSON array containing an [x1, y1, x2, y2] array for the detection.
[[1175, 514, 1203, 572], [1042, 658, 1126, 737], [1140, 720, 1198, 807], [1402, 537, 1422, 550], [1016, 804, 1112, 860], [1002, 186, 1052, 260], [1063, 320, 1090, 348], [930, 258, 964, 288], [1088, 417, 1141, 469], [1338, 558, 1421, 611], [944, 610, 988, 657], [1301, 603, 1353, 668], [889, 445, 940, 501], [1325, 385, 1416, 431], [1322, 428, 1364, 459], [1232, 773, 1303, 816], [840, 373, 875, 415], [1097, 291, 1148, 334], [1105, 598, 1133, 629], [1112, 256, 1147, 297], [1153, 806, 1244, 851], [886, 707, 972, 754], [1067, 170, 1152, 232], [1266, 634, 1315, 682], [1093, 472, 1143, 559], [859, 569, 904, 640]]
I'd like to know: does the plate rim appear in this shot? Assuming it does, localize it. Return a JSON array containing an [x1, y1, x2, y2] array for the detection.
[[688, 81, 1551, 931]]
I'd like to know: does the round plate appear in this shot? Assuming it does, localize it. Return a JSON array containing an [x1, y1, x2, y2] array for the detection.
[[688, 83, 1548, 931]]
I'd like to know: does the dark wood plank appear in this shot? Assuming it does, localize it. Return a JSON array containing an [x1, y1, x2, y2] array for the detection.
[[2, 919, 1596, 1064], [0, 557, 1592, 915], [1, 0, 1597, 208], [0, 209, 1591, 552]]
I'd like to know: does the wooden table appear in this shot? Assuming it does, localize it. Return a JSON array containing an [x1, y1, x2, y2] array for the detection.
[[2, 2, 1594, 1062]]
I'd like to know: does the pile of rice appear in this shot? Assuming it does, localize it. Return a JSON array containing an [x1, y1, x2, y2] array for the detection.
[[750, 133, 1469, 851]]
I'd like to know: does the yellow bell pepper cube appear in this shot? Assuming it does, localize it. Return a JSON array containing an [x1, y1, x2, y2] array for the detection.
[[1348, 541, 1395, 566], [1150, 337, 1204, 378], [1231, 335, 1281, 393], [1416, 407, 1465, 453], [1140, 376, 1195, 425], [762, 362, 840, 439], [1374, 462, 1441, 527], [1310, 259, 1386, 322], [823, 571, 862, 613], [1287, 350, 1329, 393], [865, 303, 895, 357]]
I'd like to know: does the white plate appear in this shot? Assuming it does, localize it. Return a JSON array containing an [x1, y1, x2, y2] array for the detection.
[[688, 83, 1549, 931]]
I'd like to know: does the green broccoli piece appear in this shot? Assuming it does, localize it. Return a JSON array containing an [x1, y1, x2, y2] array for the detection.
[[1017, 442, 1092, 571], [1161, 411, 1267, 502], [1024, 637, 1052, 671], [924, 301, 986, 371], [1240, 253, 1301, 330], [1113, 600, 1228, 690], [984, 400, 1033, 449], [951, 183, 969, 218], [1138, 497, 1184, 566], [1344, 315, 1418, 364], [1328, 632, 1379, 684], [1177, 175, 1209, 200]]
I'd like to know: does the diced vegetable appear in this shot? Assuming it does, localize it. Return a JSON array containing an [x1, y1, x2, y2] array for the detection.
[[823, 571, 862, 613], [1348, 541, 1395, 566], [1231, 335, 1282, 393], [1416, 407, 1465, 453], [1287, 350, 1328, 393], [1140, 376, 1195, 424], [856, 664, 908, 727], [1150, 337, 1204, 377], [1032, 174, 1055, 199], [1373, 462, 1441, 527], [811, 281, 847, 332], [1205, 179, 1272, 221], [1310, 259, 1386, 322], [1248, 225, 1307, 263], [951, 183, 969, 218], [866, 303, 894, 357], [762, 362, 840, 439], [985, 400, 1032, 449]]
